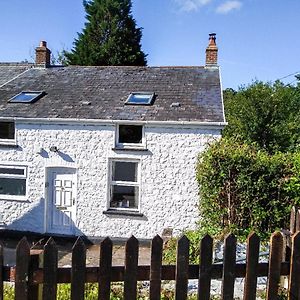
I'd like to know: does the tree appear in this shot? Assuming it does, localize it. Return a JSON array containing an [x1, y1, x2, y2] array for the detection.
[[223, 80, 300, 153], [65, 0, 147, 66]]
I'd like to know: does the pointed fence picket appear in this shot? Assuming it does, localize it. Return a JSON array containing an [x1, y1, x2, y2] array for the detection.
[[198, 234, 213, 300], [98, 237, 112, 300], [15, 237, 30, 299], [2, 207, 300, 299], [221, 234, 236, 300], [124, 236, 139, 300], [42, 238, 58, 300], [149, 235, 163, 300], [266, 232, 284, 300], [243, 232, 260, 300], [71, 237, 86, 300], [175, 235, 189, 300]]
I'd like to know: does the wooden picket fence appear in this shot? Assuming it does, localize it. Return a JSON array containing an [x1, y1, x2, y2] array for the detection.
[[1, 207, 300, 300]]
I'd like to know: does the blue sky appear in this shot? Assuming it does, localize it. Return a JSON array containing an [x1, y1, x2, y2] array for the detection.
[[0, 0, 299, 89]]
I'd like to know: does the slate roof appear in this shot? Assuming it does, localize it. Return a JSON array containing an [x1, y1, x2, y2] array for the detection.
[[0, 63, 32, 86], [0, 65, 225, 123]]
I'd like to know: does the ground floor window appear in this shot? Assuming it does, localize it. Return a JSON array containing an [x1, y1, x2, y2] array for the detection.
[[0, 165, 27, 198], [109, 160, 139, 209]]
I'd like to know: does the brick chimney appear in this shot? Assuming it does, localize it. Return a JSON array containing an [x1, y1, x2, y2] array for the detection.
[[205, 33, 218, 66], [35, 41, 51, 67]]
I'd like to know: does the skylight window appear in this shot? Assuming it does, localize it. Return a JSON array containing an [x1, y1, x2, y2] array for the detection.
[[9, 91, 45, 103], [125, 92, 155, 105]]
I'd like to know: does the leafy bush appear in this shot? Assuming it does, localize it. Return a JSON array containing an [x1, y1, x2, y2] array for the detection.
[[163, 230, 206, 264], [197, 138, 300, 239], [284, 152, 300, 204]]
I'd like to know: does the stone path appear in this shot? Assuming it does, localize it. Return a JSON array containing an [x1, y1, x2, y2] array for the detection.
[[1, 237, 151, 267], [57, 244, 151, 267]]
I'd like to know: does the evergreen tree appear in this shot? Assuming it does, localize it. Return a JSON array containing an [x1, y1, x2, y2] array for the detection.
[[65, 0, 147, 66]]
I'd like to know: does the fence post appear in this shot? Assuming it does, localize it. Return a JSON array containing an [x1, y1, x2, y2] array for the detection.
[[15, 237, 30, 300], [198, 234, 213, 300], [28, 251, 43, 300], [296, 210, 300, 233], [243, 232, 260, 300], [266, 231, 283, 300], [175, 235, 190, 300], [71, 237, 86, 300], [221, 233, 236, 300], [42, 238, 58, 300], [124, 236, 139, 300], [149, 235, 163, 300], [288, 232, 300, 300], [280, 230, 291, 290], [290, 206, 297, 235], [98, 237, 112, 300]]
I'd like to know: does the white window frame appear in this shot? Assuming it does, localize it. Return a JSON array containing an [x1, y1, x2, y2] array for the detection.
[[0, 164, 28, 200], [125, 92, 155, 105], [108, 158, 140, 211], [8, 91, 45, 103], [115, 123, 146, 150], [0, 121, 16, 146]]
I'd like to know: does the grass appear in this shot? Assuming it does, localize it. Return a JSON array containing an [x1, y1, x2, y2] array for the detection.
[[3, 283, 199, 300], [5, 283, 288, 299]]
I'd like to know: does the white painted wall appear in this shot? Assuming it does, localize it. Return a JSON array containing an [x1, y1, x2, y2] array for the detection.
[[0, 122, 221, 238]]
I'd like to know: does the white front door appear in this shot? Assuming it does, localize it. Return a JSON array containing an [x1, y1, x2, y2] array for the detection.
[[46, 168, 76, 234]]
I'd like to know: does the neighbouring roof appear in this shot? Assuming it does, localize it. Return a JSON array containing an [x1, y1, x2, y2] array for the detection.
[[0, 63, 32, 86], [0, 65, 225, 123]]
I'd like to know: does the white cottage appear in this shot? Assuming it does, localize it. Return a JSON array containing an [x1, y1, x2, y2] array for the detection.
[[0, 35, 225, 239]]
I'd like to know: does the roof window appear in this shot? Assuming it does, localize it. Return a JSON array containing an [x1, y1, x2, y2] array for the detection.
[[9, 91, 45, 103], [125, 92, 155, 105]]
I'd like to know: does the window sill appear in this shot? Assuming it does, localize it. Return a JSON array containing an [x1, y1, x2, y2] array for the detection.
[[0, 196, 28, 202], [112, 147, 149, 152], [0, 140, 18, 148], [103, 209, 144, 218]]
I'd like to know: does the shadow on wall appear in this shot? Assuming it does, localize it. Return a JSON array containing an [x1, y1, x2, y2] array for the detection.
[[40, 148, 75, 163], [57, 151, 75, 162], [2, 198, 84, 237]]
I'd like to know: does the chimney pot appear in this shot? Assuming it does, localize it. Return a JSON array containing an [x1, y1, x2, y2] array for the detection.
[[206, 33, 218, 66], [40, 41, 47, 47], [35, 40, 51, 67]]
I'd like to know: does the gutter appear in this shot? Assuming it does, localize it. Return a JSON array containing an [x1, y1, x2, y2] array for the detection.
[[0, 117, 227, 129]]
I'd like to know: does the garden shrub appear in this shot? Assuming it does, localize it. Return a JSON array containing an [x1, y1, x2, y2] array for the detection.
[[197, 138, 300, 239]]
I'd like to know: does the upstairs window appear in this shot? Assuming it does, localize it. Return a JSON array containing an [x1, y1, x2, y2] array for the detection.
[[0, 165, 27, 199], [109, 160, 139, 210], [9, 91, 45, 103], [125, 92, 155, 105], [0, 121, 15, 142], [116, 124, 145, 149]]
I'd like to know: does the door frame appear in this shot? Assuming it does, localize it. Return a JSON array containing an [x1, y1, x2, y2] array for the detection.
[[44, 166, 77, 235]]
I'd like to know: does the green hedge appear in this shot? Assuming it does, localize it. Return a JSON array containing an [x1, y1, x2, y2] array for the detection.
[[197, 138, 300, 239]]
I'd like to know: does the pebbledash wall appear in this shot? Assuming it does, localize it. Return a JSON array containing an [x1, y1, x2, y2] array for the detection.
[[0, 120, 221, 239]]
